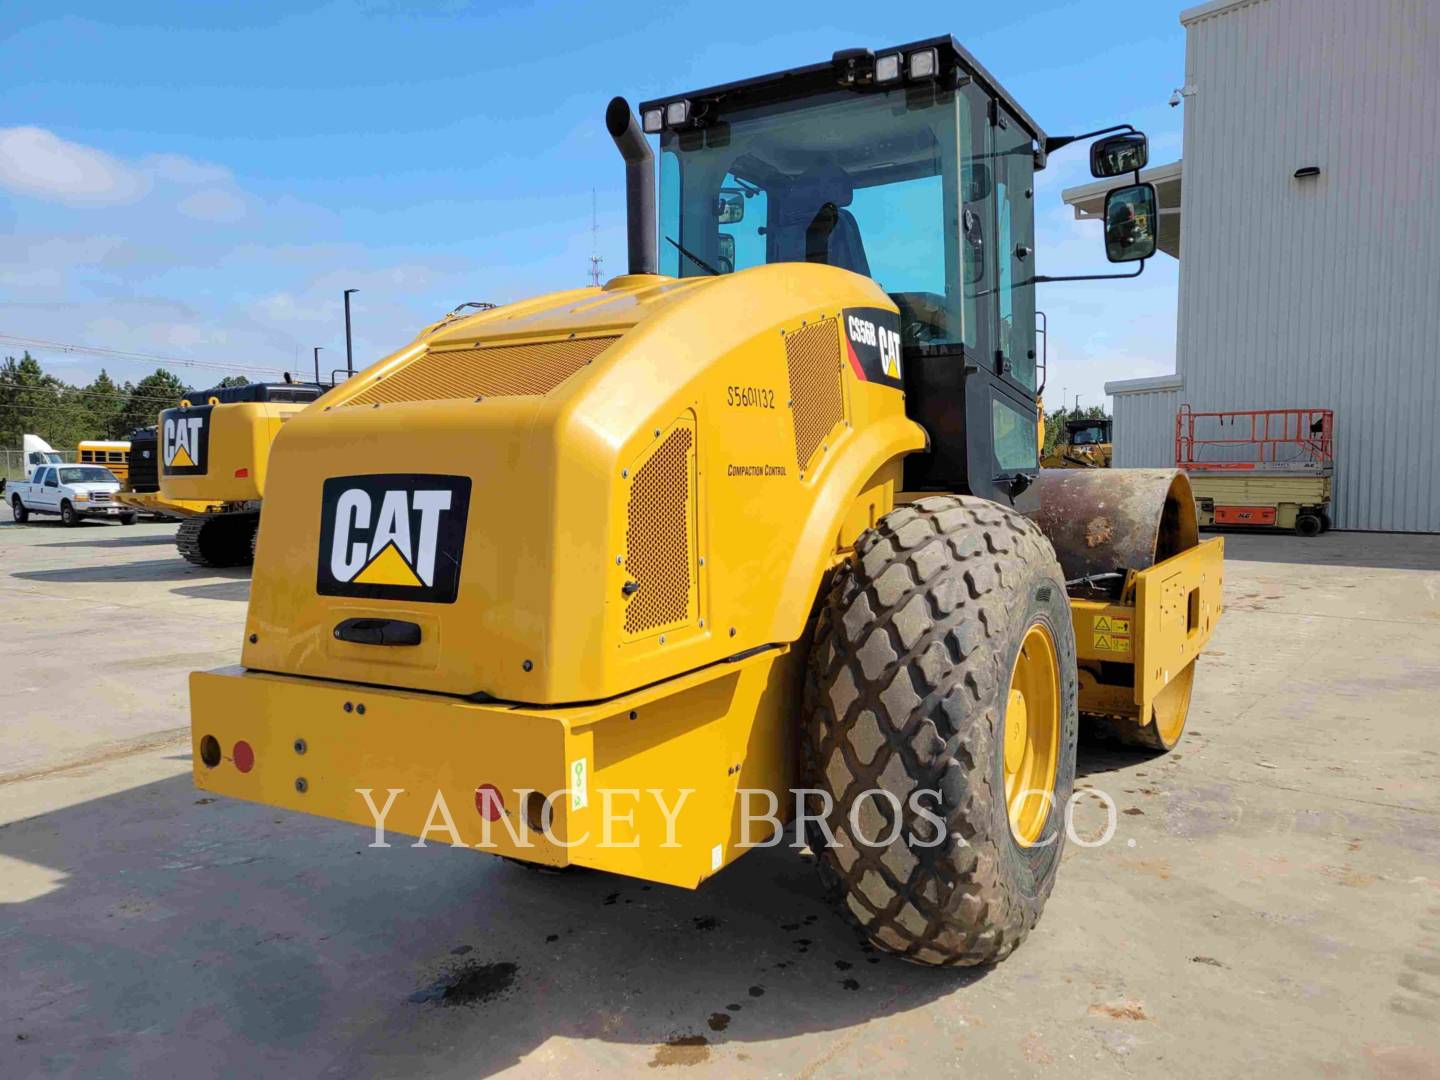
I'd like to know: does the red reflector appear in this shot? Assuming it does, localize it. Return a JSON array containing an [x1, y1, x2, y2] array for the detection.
[[233, 740, 255, 773], [234, 467, 249, 478], [475, 784, 504, 822]]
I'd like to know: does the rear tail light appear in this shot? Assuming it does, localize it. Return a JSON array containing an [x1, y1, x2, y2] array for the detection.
[[475, 784, 504, 822], [234, 467, 249, 478]]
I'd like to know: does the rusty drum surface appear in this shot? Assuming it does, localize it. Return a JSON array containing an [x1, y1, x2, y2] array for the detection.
[[1032, 469, 1199, 583]]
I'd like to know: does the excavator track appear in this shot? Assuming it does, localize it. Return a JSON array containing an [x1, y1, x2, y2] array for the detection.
[[176, 513, 259, 568]]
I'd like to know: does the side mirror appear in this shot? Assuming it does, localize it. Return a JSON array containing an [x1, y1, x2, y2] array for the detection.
[[717, 190, 745, 225], [962, 163, 992, 202], [1104, 183, 1158, 263], [1090, 132, 1148, 178]]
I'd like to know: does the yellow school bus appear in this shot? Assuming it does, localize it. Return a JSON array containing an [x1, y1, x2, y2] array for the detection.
[[78, 440, 131, 485]]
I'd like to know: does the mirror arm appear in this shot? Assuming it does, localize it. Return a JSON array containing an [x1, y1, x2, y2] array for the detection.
[[1043, 123, 1134, 156], [1029, 260, 1147, 286]]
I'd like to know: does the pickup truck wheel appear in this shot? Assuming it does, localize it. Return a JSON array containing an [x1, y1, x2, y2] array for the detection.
[[119, 512, 138, 526], [60, 500, 80, 527], [11, 496, 28, 523]]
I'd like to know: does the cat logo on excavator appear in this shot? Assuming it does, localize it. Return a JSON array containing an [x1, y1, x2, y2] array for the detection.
[[316, 475, 470, 603], [162, 407, 210, 474]]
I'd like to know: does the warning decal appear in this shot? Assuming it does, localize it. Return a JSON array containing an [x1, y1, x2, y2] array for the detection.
[[1091, 614, 1133, 655]]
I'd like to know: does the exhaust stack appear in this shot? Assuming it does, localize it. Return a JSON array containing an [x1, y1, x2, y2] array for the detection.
[[605, 97, 658, 277]]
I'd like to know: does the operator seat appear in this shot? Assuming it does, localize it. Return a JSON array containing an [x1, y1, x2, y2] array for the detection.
[[773, 164, 871, 278]]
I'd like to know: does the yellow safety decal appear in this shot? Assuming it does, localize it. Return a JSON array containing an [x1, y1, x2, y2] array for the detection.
[[1092, 615, 1133, 654]]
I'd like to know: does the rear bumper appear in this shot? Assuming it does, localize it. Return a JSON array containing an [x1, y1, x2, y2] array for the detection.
[[190, 648, 799, 888]]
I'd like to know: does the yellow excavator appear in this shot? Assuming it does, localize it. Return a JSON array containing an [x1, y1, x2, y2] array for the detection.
[[190, 38, 1222, 966], [156, 379, 326, 566]]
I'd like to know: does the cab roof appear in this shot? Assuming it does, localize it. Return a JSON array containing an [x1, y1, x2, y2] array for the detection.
[[639, 35, 1047, 156], [196, 381, 326, 404]]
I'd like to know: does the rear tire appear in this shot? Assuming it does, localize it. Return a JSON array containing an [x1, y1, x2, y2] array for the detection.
[[11, 497, 28, 524], [60, 500, 80, 527], [803, 495, 1078, 967], [1295, 513, 1322, 537]]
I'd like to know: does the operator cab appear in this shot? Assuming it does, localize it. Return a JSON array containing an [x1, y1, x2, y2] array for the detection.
[[1067, 417, 1113, 446], [641, 37, 1155, 503]]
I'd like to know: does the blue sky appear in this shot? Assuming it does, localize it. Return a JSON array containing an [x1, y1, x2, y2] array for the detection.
[[1, 0, 1189, 407]]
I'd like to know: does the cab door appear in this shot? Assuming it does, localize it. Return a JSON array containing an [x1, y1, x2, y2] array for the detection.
[[37, 468, 60, 510], [988, 102, 1040, 483]]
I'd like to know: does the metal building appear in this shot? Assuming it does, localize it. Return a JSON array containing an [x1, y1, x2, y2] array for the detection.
[[1065, 0, 1440, 532]]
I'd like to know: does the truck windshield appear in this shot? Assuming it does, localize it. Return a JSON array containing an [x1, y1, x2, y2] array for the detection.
[[659, 86, 982, 352], [59, 467, 118, 484]]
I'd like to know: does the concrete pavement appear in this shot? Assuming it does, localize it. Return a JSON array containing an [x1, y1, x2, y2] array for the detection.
[[2, 517, 1438, 1077]]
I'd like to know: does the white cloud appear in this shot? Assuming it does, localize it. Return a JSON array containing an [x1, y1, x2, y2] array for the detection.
[[141, 153, 232, 185], [0, 127, 149, 206], [177, 188, 247, 223]]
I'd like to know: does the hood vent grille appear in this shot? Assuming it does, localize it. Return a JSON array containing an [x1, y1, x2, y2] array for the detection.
[[343, 335, 620, 406], [623, 424, 696, 636], [784, 319, 845, 474]]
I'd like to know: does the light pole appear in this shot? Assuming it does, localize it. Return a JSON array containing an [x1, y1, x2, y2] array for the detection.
[[343, 289, 358, 378], [313, 346, 324, 386]]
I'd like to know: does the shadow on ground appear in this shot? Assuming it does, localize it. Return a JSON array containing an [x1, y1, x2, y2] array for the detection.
[[1212, 529, 1440, 572], [171, 580, 252, 602], [39, 533, 177, 549], [0, 771, 995, 1075], [10, 560, 249, 585]]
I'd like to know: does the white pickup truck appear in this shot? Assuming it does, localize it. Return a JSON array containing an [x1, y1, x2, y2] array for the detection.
[[7, 464, 137, 526]]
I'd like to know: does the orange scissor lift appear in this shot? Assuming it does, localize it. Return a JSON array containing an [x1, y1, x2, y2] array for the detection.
[[1176, 405, 1334, 536]]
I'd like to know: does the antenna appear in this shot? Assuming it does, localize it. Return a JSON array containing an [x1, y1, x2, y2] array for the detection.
[[588, 188, 604, 287]]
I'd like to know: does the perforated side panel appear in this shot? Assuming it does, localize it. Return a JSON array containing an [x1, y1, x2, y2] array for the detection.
[[343, 336, 619, 406], [623, 426, 694, 635], [785, 319, 845, 472]]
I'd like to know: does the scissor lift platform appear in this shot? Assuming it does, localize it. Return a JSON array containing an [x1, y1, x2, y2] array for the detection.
[[1176, 405, 1334, 536]]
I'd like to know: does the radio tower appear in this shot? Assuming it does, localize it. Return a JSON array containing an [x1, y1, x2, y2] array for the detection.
[[588, 188, 604, 287]]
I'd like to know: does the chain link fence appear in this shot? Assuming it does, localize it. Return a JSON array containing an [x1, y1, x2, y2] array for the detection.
[[2, 448, 78, 483]]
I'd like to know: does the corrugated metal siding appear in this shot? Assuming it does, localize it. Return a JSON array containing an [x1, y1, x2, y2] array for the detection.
[[1111, 385, 1181, 468], [1176, 0, 1440, 531]]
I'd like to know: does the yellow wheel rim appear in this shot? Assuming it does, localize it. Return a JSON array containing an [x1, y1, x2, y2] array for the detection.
[[1004, 622, 1061, 847]]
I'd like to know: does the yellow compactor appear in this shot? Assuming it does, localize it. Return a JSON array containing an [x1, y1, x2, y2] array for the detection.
[[1042, 416, 1113, 469], [190, 38, 1222, 967]]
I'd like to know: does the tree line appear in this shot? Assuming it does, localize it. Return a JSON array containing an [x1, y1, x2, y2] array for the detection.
[[0, 352, 251, 451]]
